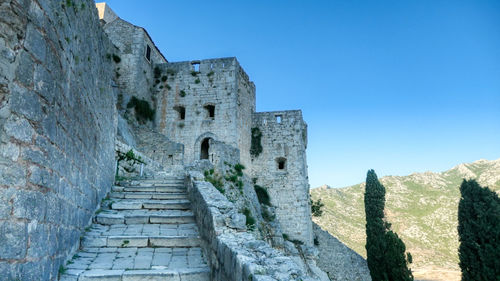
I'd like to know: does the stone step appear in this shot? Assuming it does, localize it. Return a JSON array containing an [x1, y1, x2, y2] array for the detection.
[[82, 235, 202, 248], [125, 180, 185, 186], [60, 247, 209, 281], [110, 199, 190, 210], [60, 267, 210, 281], [96, 210, 195, 225], [110, 192, 187, 200], [113, 185, 186, 193]]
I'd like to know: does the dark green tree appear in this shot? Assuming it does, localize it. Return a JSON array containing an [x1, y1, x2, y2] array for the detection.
[[364, 170, 413, 281], [458, 179, 500, 281]]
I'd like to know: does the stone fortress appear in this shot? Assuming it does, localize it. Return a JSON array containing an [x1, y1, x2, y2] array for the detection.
[[0, 1, 369, 280]]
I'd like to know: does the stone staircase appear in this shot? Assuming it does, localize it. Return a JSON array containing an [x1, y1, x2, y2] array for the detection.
[[60, 177, 210, 281]]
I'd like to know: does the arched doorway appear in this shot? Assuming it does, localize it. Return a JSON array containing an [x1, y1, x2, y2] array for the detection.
[[200, 138, 211, 160]]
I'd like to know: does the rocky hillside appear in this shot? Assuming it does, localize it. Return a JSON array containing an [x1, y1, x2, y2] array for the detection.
[[311, 159, 500, 281]]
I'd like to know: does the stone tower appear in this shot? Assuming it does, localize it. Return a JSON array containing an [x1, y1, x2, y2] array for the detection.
[[97, 2, 312, 245]]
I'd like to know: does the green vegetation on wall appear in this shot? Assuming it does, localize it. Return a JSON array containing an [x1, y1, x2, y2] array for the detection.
[[310, 198, 324, 217], [242, 208, 256, 230], [254, 185, 271, 206], [127, 96, 155, 122], [204, 169, 224, 194], [250, 127, 263, 157]]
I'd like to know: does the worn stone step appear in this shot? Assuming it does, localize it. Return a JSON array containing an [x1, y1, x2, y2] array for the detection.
[[61, 247, 209, 280], [82, 235, 201, 248], [110, 199, 190, 210], [114, 186, 186, 193], [110, 191, 188, 200], [125, 180, 185, 186], [96, 210, 195, 225], [60, 267, 210, 281]]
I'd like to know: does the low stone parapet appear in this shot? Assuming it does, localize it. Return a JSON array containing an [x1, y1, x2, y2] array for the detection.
[[186, 172, 326, 281]]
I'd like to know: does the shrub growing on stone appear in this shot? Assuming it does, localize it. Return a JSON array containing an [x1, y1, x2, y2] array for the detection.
[[126, 96, 155, 122], [364, 169, 413, 281], [242, 208, 255, 229], [204, 170, 224, 194], [234, 163, 245, 176], [310, 198, 324, 217], [458, 179, 500, 281], [250, 127, 263, 157], [154, 66, 161, 78], [254, 185, 271, 206], [112, 54, 121, 63]]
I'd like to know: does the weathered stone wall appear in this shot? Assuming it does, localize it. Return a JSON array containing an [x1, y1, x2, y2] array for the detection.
[[186, 173, 326, 281], [313, 223, 372, 281], [209, 139, 240, 171], [155, 57, 255, 167], [99, 4, 167, 106], [0, 0, 116, 279], [251, 110, 313, 245], [115, 140, 165, 179], [132, 126, 184, 174]]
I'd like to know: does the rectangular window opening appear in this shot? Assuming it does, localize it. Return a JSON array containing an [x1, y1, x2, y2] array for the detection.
[[204, 105, 215, 119], [145, 44, 151, 62], [276, 115, 282, 123], [174, 106, 186, 120]]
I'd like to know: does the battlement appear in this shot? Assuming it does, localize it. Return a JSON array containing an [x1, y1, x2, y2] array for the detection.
[[253, 110, 305, 127], [157, 57, 253, 86]]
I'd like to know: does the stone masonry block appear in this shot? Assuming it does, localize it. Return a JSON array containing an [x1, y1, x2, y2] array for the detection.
[[0, 160, 26, 186], [13, 189, 46, 220], [14, 50, 34, 87], [9, 83, 43, 122], [4, 115, 35, 143], [24, 24, 46, 63], [0, 220, 27, 259]]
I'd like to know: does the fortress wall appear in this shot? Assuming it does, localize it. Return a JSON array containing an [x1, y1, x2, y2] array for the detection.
[[313, 223, 372, 281], [235, 66, 256, 168], [251, 110, 313, 245], [0, 0, 116, 279], [101, 16, 166, 106], [155, 57, 254, 165]]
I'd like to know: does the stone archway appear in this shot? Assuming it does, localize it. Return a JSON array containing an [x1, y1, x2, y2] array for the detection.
[[194, 132, 217, 161], [200, 138, 211, 160]]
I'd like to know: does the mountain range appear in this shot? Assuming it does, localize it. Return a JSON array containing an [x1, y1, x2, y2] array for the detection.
[[310, 158, 500, 281]]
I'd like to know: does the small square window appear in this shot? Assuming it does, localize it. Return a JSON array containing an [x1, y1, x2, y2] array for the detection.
[[276, 115, 282, 123], [276, 157, 286, 170], [204, 105, 215, 119]]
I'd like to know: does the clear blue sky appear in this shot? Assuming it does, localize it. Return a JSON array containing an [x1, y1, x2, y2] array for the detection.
[[98, 0, 500, 188]]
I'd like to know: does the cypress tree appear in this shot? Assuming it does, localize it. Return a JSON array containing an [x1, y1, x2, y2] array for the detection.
[[365, 169, 387, 281], [458, 179, 500, 281], [364, 169, 413, 281]]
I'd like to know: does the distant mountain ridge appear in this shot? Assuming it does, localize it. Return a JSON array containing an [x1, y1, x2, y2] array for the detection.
[[310, 158, 500, 281]]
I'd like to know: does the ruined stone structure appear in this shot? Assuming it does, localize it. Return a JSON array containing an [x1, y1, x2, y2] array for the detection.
[[97, 3, 313, 245], [0, 1, 370, 280]]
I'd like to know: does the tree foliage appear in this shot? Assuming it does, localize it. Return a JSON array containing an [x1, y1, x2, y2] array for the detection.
[[311, 198, 324, 217], [364, 169, 413, 281], [458, 179, 500, 281]]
